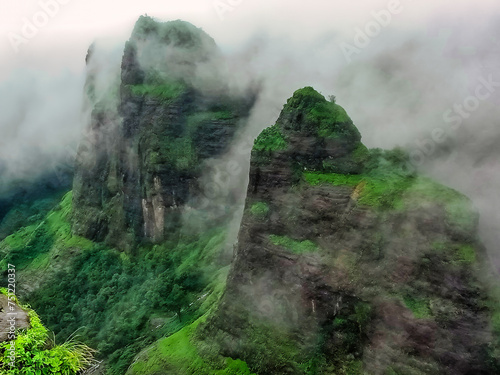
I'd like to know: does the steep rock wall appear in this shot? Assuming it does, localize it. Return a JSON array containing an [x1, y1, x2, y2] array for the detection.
[[199, 87, 498, 375], [72, 17, 256, 247]]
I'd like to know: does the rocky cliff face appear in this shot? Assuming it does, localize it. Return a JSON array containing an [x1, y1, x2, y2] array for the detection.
[[198, 87, 499, 374], [72, 16, 256, 247]]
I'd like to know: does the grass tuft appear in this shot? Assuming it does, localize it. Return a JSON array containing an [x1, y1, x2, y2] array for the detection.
[[403, 295, 432, 319], [129, 82, 186, 101], [253, 124, 287, 153], [250, 202, 270, 219], [269, 234, 318, 254]]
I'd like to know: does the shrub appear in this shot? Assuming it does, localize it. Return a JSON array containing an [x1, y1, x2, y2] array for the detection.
[[456, 245, 476, 264], [0, 289, 96, 374], [403, 177, 476, 231], [250, 202, 270, 219], [129, 82, 186, 101], [403, 295, 432, 319], [269, 235, 318, 254], [253, 124, 287, 152]]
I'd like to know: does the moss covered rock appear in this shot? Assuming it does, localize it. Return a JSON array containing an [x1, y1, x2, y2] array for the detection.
[[251, 87, 364, 181], [72, 16, 257, 246], [194, 88, 500, 374]]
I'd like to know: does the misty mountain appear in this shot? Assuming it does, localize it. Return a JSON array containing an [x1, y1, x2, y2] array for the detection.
[[0, 14, 499, 375]]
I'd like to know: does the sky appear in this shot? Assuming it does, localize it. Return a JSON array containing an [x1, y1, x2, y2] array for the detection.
[[1, 0, 500, 264]]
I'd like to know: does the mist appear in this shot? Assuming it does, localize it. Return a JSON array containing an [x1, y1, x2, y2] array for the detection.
[[0, 67, 84, 195], [2, 0, 500, 265]]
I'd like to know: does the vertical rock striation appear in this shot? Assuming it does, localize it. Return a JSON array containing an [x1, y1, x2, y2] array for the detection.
[[72, 16, 257, 247]]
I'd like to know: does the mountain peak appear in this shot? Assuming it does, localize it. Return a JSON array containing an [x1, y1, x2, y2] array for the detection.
[[131, 16, 216, 51], [195, 87, 496, 375], [286, 86, 327, 108], [279, 86, 360, 142], [121, 16, 220, 89], [253, 87, 364, 176], [72, 18, 256, 245]]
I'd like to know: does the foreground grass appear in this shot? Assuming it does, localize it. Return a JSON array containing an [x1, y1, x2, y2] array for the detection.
[[0, 289, 96, 374]]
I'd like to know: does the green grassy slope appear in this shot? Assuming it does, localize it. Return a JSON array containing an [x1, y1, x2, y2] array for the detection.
[[0, 190, 234, 374]]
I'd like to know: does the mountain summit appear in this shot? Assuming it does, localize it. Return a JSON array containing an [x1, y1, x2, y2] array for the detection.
[[72, 16, 256, 247], [128, 87, 500, 374], [198, 87, 498, 374]]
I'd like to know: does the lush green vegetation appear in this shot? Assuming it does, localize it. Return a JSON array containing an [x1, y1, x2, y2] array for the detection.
[[313, 102, 353, 138], [0, 173, 71, 241], [129, 82, 186, 101], [0, 190, 65, 241], [286, 86, 326, 109], [431, 242, 477, 266], [1, 78, 496, 374], [352, 143, 370, 163], [127, 315, 255, 374], [0, 289, 96, 374], [303, 172, 362, 187], [303, 145, 477, 228], [0, 192, 92, 270], [139, 95, 238, 173], [403, 177, 476, 231], [148, 134, 198, 171], [284, 87, 359, 140], [249, 202, 270, 219], [457, 244, 476, 264], [253, 124, 287, 153], [304, 169, 412, 210], [0, 191, 232, 375], [28, 227, 228, 374], [403, 295, 432, 319], [269, 234, 318, 254], [304, 148, 418, 209], [299, 301, 371, 374], [132, 16, 213, 50], [130, 294, 373, 375]]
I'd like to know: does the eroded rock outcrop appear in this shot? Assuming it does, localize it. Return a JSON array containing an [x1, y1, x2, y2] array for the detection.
[[72, 16, 256, 247], [198, 87, 499, 374]]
